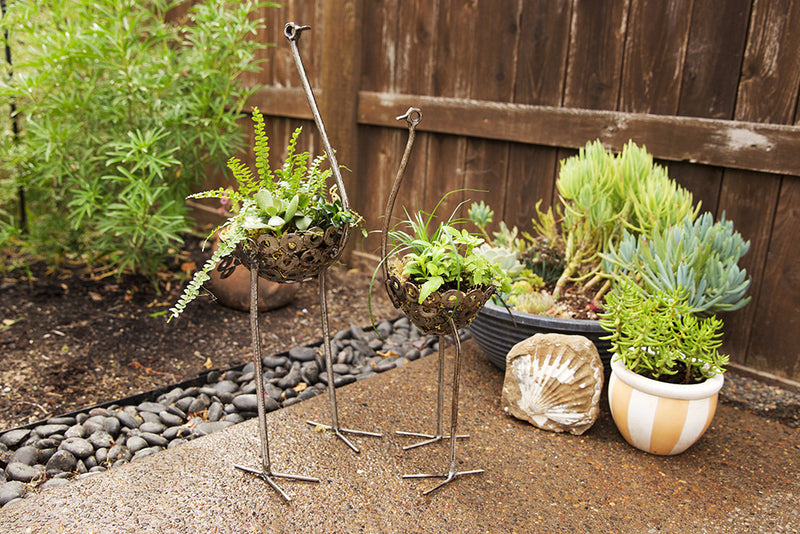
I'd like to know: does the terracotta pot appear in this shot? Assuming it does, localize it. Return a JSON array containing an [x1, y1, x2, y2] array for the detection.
[[608, 357, 724, 455], [207, 234, 299, 313]]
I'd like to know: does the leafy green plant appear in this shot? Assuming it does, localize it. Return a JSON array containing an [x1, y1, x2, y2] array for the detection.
[[467, 200, 563, 314], [169, 108, 363, 320], [0, 0, 273, 278], [599, 278, 728, 383], [388, 200, 511, 304], [601, 212, 751, 316]]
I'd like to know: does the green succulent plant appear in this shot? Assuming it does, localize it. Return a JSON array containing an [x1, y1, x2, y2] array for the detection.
[[468, 200, 563, 291], [600, 278, 729, 383], [509, 290, 554, 315], [551, 140, 698, 299], [601, 212, 751, 316], [468, 141, 722, 321]]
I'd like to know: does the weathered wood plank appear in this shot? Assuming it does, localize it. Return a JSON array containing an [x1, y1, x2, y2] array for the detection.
[[619, 0, 692, 114], [356, 0, 399, 254], [320, 0, 363, 219], [679, 0, 750, 120], [735, 0, 800, 123], [356, 92, 800, 177], [420, 0, 479, 229], [563, 0, 629, 110], [717, 170, 781, 365], [666, 162, 722, 216], [744, 176, 800, 378], [391, 0, 436, 219], [462, 0, 527, 229], [721, 0, 800, 366], [503, 1, 571, 233], [669, 0, 751, 217]]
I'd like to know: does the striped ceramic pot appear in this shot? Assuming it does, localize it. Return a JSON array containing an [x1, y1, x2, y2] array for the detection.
[[608, 358, 724, 455]]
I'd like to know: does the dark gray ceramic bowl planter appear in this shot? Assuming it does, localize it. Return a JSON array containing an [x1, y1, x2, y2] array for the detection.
[[469, 302, 612, 378]]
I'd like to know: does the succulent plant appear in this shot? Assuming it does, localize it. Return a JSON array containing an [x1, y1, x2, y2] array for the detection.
[[600, 278, 729, 383], [468, 200, 564, 310], [601, 211, 751, 316], [550, 140, 698, 299], [510, 290, 554, 315], [475, 243, 525, 278]]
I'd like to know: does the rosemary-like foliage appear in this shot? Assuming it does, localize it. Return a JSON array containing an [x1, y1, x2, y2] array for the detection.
[[600, 278, 728, 383]]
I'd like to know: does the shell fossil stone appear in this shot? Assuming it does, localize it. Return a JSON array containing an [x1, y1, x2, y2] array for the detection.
[[501, 333, 604, 435]]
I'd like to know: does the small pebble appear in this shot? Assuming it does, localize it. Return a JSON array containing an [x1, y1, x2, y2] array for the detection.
[[60, 437, 94, 459]]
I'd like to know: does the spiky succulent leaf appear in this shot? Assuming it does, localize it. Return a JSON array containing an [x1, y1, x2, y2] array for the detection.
[[602, 212, 751, 316]]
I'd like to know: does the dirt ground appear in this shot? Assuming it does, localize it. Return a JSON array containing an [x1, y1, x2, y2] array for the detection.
[[0, 235, 398, 431]]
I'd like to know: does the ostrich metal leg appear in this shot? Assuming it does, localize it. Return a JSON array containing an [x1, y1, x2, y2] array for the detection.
[[306, 269, 382, 452], [402, 319, 484, 495], [395, 337, 468, 450], [234, 266, 319, 502]]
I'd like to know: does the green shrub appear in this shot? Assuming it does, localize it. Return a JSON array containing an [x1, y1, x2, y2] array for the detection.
[[0, 0, 274, 279]]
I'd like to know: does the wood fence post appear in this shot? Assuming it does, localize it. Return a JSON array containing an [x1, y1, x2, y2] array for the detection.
[[320, 0, 363, 248]]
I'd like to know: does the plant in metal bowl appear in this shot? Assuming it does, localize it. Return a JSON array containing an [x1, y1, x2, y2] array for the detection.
[[168, 108, 362, 320], [382, 199, 511, 335]]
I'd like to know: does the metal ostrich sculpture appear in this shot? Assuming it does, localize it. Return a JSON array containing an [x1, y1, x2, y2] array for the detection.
[[225, 22, 381, 503], [381, 109, 495, 495]]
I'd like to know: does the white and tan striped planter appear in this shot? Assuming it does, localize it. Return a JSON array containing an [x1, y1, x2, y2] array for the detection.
[[608, 358, 724, 455]]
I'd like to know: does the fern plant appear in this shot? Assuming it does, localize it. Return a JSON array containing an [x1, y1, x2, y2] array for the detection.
[[168, 108, 362, 320]]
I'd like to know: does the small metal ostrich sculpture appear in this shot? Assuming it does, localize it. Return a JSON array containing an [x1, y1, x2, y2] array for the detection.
[[381, 109, 494, 496]]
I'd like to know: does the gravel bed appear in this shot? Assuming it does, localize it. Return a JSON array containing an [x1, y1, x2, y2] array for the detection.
[[0, 317, 466, 507], [720, 372, 800, 428]]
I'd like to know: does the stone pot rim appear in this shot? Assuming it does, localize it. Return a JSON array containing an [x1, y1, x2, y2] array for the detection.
[[480, 301, 605, 333], [610, 357, 724, 400]]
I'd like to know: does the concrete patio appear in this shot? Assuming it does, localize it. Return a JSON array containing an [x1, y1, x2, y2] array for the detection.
[[1, 341, 798, 533]]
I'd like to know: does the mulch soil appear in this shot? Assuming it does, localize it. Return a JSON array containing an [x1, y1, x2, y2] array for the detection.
[[0, 234, 397, 431]]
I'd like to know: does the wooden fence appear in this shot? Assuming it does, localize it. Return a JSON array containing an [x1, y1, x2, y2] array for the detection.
[[202, 0, 800, 382]]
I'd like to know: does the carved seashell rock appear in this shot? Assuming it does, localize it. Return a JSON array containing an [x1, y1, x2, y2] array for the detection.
[[501, 333, 604, 435]]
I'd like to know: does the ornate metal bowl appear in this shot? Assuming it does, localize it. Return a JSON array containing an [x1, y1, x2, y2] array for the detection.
[[217, 225, 345, 283], [384, 272, 495, 336]]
